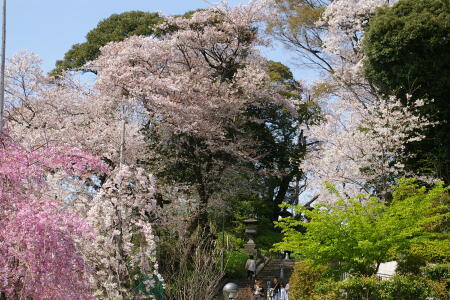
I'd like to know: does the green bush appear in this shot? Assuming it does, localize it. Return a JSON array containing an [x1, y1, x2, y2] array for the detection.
[[380, 275, 433, 300], [422, 264, 450, 296], [288, 261, 328, 300], [311, 275, 445, 300], [315, 276, 380, 300], [422, 264, 450, 281], [225, 250, 248, 279]]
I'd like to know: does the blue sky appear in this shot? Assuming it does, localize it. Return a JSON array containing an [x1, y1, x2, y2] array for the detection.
[[8, 0, 317, 81]]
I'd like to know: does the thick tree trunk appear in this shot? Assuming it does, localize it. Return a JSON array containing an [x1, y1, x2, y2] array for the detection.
[[272, 173, 295, 221], [196, 184, 211, 235], [186, 180, 211, 236]]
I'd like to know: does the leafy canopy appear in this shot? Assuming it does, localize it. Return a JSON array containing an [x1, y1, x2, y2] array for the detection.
[[363, 0, 450, 182], [51, 11, 164, 76], [274, 178, 450, 276]]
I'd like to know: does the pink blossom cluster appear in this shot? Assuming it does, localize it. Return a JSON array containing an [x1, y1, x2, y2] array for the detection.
[[0, 133, 105, 298]]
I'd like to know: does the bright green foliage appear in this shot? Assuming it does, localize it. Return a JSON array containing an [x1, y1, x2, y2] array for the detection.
[[51, 11, 164, 76], [274, 179, 450, 276], [363, 0, 450, 183]]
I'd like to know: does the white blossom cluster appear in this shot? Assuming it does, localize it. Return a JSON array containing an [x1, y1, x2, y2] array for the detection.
[[82, 166, 163, 299], [297, 0, 433, 202], [301, 96, 432, 202]]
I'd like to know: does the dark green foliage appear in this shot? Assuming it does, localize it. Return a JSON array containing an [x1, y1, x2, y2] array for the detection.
[[363, 0, 450, 182], [422, 264, 450, 281], [51, 11, 164, 76], [395, 253, 427, 275], [132, 275, 165, 300], [215, 61, 320, 254], [254, 228, 283, 251], [315, 275, 443, 300], [224, 250, 248, 279], [242, 61, 319, 222]]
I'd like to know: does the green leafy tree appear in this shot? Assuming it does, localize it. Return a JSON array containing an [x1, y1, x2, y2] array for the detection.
[[242, 61, 320, 222], [363, 0, 450, 183], [51, 11, 164, 76], [274, 179, 450, 276]]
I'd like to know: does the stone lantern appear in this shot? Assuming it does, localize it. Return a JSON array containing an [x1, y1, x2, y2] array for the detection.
[[243, 218, 258, 256]]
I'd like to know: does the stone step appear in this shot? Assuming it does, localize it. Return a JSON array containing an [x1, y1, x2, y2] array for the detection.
[[234, 258, 296, 298]]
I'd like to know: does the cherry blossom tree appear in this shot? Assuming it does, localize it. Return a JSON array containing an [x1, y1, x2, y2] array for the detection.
[[4, 47, 163, 300], [81, 166, 162, 299], [267, 0, 433, 201], [93, 2, 298, 232], [5, 51, 146, 166], [301, 97, 433, 202], [0, 132, 105, 299]]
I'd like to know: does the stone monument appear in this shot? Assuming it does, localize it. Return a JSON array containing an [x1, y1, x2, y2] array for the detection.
[[243, 218, 258, 256]]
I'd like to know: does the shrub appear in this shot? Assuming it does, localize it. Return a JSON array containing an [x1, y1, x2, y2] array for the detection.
[[225, 250, 248, 279], [380, 275, 433, 300], [315, 276, 380, 300], [422, 264, 450, 297], [311, 275, 443, 300], [422, 264, 450, 281], [288, 261, 327, 300]]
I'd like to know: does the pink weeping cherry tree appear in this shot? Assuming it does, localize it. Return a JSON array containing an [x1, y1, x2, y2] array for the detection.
[[0, 132, 105, 299]]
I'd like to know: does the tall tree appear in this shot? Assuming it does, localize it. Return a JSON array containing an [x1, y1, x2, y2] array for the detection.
[[243, 61, 319, 221], [266, 0, 433, 201], [363, 0, 450, 183], [50, 11, 164, 76], [93, 3, 296, 233]]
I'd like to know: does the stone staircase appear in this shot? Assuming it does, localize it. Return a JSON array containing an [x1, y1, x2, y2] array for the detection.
[[234, 258, 295, 297]]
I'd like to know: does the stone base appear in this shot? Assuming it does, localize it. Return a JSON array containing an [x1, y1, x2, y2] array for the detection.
[[243, 242, 257, 256]]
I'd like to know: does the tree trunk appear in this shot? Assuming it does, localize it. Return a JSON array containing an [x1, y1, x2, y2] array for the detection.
[[272, 173, 294, 221], [196, 183, 210, 233], [186, 181, 211, 236]]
